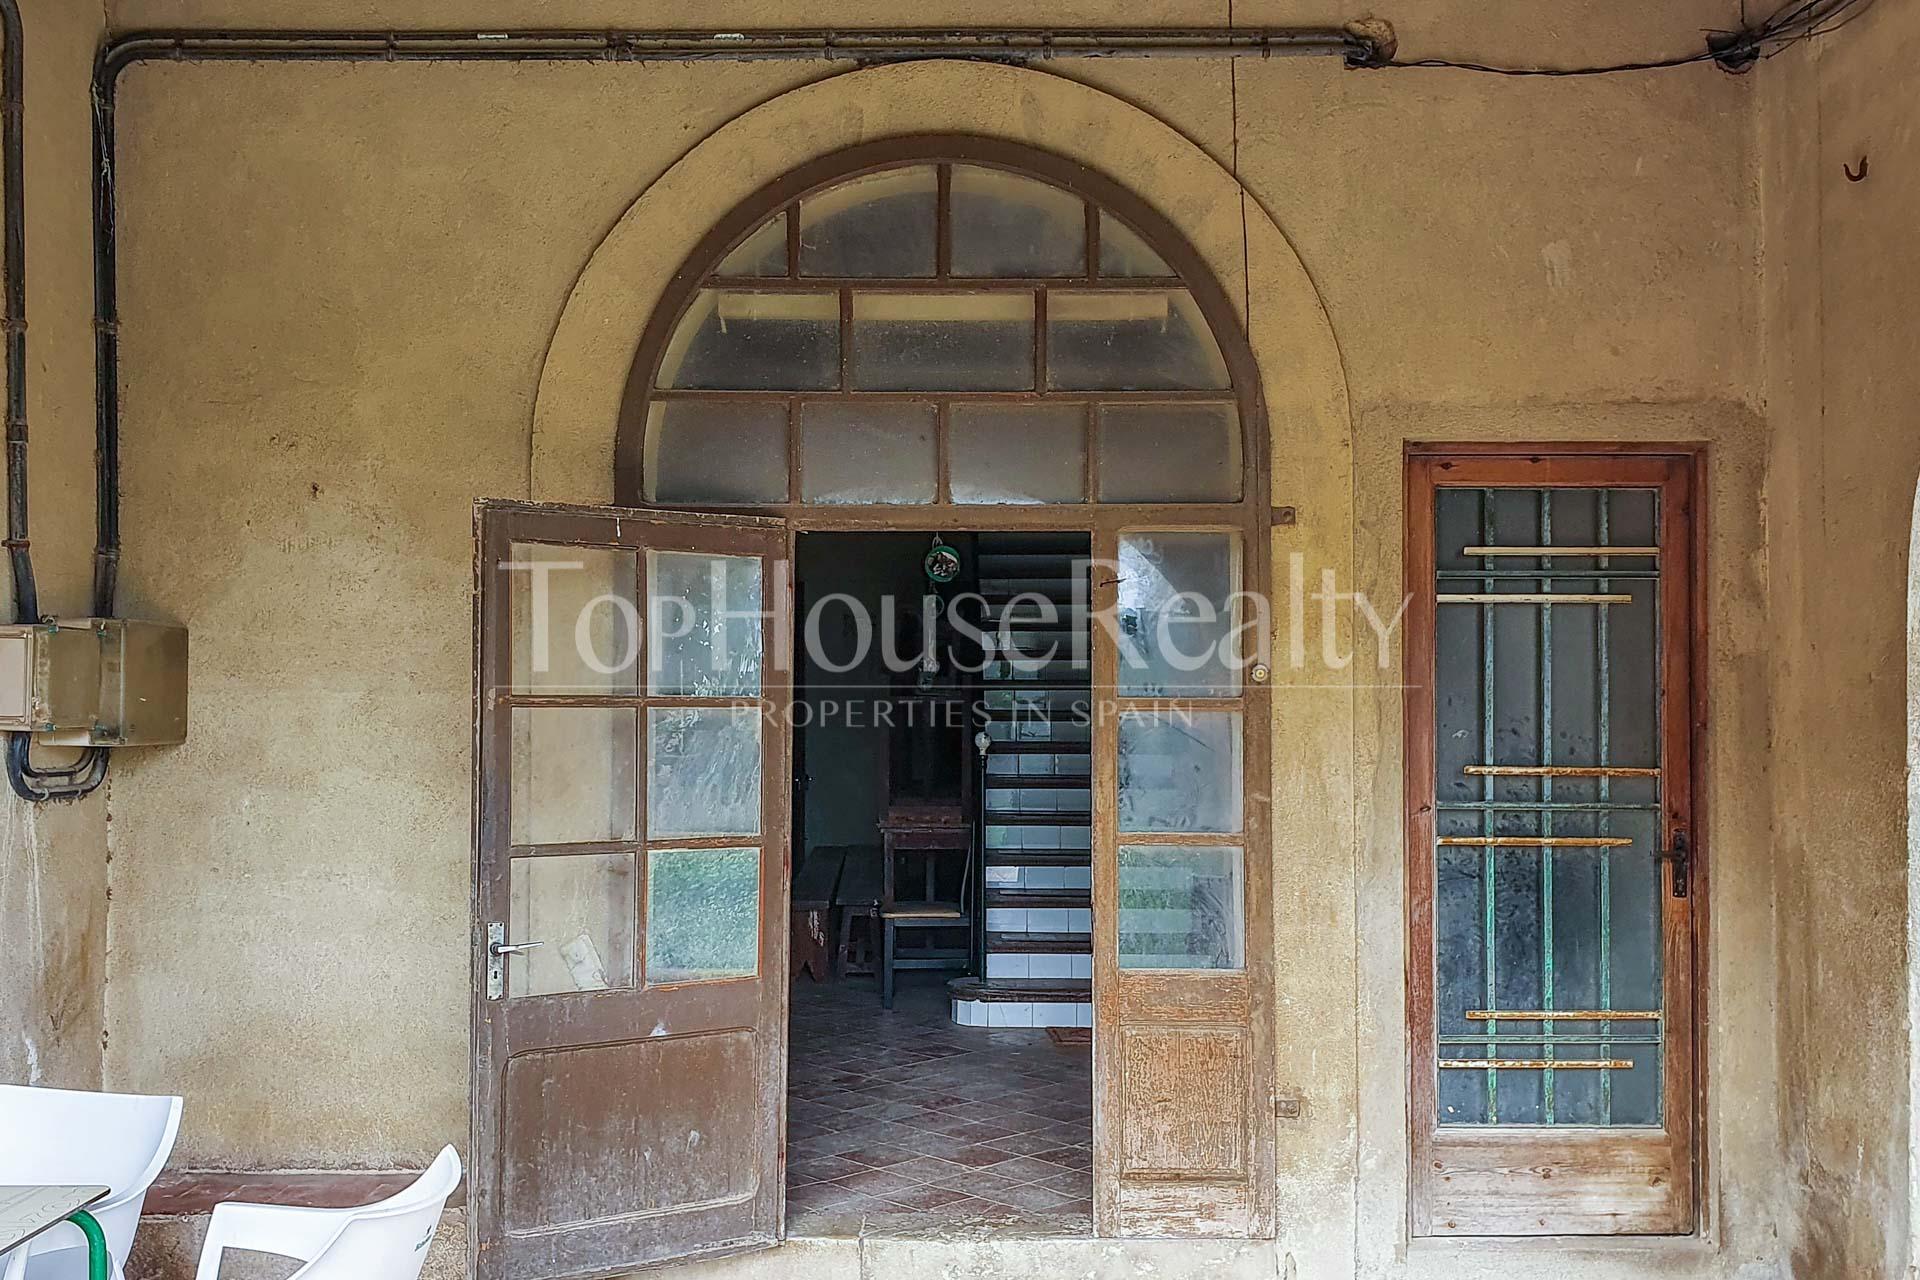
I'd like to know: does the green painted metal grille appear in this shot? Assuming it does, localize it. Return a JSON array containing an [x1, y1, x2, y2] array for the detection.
[[1432, 486, 1664, 1127]]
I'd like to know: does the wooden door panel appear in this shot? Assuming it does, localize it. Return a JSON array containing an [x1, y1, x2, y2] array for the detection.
[[472, 501, 790, 1280]]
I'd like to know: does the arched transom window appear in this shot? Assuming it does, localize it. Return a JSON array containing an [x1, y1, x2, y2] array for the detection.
[[620, 142, 1260, 513]]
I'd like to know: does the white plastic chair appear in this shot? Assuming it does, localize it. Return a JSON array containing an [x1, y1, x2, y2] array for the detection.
[[0, 1083, 183, 1280], [191, 1145, 461, 1280]]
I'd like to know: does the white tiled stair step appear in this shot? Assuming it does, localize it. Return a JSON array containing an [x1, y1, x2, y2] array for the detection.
[[952, 999, 1093, 1029], [986, 952, 1094, 980], [984, 906, 1093, 934], [982, 864, 1092, 890]]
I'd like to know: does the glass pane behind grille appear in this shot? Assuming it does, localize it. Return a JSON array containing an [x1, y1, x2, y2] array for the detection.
[[1432, 486, 1664, 1128]]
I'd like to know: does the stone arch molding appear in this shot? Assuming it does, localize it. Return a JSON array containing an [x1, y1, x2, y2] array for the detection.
[[529, 58, 1351, 504]]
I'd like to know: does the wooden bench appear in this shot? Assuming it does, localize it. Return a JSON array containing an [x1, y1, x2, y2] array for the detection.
[[790, 846, 845, 983], [833, 843, 884, 979]]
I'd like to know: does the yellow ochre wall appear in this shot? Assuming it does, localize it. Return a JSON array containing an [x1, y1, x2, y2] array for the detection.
[[0, 0, 1909, 1276]]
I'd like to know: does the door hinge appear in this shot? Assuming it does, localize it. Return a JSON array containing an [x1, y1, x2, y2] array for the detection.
[[1655, 829, 1690, 899]]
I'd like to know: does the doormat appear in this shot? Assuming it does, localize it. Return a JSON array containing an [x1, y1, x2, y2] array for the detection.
[[1047, 1027, 1091, 1048]]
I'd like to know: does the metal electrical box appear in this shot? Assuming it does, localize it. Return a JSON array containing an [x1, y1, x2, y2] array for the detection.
[[0, 618, 188, 746]]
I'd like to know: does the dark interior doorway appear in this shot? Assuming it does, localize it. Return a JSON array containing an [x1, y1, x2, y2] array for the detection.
[[783, 530, 1095, 1235]]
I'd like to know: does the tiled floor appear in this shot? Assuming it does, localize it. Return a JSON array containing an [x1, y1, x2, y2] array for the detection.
[[786, 973, 1093, 1237]]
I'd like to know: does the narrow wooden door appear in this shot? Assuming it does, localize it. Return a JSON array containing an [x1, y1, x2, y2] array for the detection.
[[1090, 522, 1276, 1237], [471, 500, 790, 1279], [1405, 450, 1698, 1235]]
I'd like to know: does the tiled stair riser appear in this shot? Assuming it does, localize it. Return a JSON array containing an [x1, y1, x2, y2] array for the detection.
[[953, 999, 1095, 1028]]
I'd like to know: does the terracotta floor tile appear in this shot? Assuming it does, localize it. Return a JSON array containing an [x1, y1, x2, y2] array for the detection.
[[787, 975, 1090, 1234]]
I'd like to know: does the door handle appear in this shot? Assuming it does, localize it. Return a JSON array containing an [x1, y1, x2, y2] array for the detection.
[[484, 922, 543, 999], [1654, 829, 1690, 900]]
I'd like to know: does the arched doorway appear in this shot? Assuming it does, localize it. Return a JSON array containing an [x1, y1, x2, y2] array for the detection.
[[473, 131, 1283, 1275]]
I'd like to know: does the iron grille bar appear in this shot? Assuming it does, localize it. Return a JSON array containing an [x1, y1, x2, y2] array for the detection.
[[1467, 1009, 1660, 1021], [1439, 592, 1632, 605], [1440, 1059, 1632, 1071], [1462, 545, 1657, 557], [1437, 836, 1634, 848], [1464, 764, 1658, 778]]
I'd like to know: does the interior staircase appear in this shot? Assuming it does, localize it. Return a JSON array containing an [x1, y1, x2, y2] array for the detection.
[[949, 533, 1094, 1030]]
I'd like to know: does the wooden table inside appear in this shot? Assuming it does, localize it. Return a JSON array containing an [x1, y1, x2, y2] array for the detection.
[[0, 1185, 109, 1253]]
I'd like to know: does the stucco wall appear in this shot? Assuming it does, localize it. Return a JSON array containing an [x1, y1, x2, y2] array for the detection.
[[46, 0, 1827, 1275], [0, 0, 110, 1093], [1760, 3, 1920, 1276]]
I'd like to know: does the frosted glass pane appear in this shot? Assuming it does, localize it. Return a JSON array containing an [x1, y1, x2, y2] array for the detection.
[[950, 403, 1086, 504], [798, 166, 937, 277], [646, 846, 760, 983], [510, 707, 638, 845], [508, 542, 638, 694], [648, 551, 763, 696], [648, 707, 761, 838], [1117, 710, 1243, 834], [715, 213, 788, 277], [1047, 289, 1229, 391], [656, 290, 838, 391], [849, 292, 1033, 391], [1098, 210, 1174, 277], [799, 402, 936, 504], [1116, 532, 1239, 696], [949, 165, 1086, 277], [1118, 845, 1244, 970], [643, 401, 789, 504], [508, 852, 636, 996], [1098, 403, 1241, 502]]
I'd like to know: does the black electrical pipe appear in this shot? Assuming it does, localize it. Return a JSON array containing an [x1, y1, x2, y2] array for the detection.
[[2, 0, 31, 626]]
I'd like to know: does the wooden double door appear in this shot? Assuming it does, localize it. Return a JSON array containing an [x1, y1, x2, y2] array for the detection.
[[469, 501, 1277, 1279]]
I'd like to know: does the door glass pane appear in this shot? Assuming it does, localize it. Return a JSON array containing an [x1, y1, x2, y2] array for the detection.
[[1117, 710, 1243, 834], [949, 165, 1086, 277], [1117, 845, 1243, 970], [508, 852, 636, 996], [1097, 210, 1174, 278], [715, 213, 788, 277], [798, 166, 937, 277], [648, 551, 764, 696], [647, 707, 762, 838], [656, 290, 839, 391], [642, 402, 788, 504], [509, 542, 638, 694], [510, 707, 638, 845], [849, 292, 1033, 391], [799, 402, 937, 504], [1432, 485, 1666, 1127], [1046, 289, 1228, 391], [1115, 532, 1240, 696], [950, 403, 1086, 504], [645, 846, 761, 983], [1098, 403, 1242, 503]]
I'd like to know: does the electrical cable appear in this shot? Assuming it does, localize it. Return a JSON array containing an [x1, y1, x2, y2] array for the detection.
[[1374, 0, 1881, 75]]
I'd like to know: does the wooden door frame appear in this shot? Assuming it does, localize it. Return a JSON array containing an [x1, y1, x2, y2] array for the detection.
[[1402, 442, 1707, 1237]]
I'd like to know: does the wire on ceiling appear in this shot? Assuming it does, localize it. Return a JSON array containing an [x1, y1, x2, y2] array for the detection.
[[1374, 0, 1881, 75]]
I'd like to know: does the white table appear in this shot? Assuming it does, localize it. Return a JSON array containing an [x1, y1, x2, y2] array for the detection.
[[0, 1185, 110, 1272]]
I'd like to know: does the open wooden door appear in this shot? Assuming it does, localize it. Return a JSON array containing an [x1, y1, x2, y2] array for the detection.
[[471, 500, 790, 1280], [1090, 522, 1276, 1237]]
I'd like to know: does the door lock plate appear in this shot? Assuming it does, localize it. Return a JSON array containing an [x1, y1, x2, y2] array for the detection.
[[486, 922, 505, 999]]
